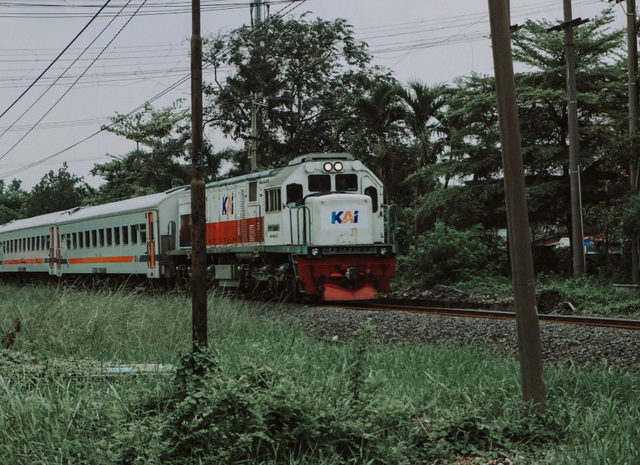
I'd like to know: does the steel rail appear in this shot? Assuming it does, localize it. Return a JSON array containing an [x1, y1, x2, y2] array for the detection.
[[323, 302, 640, 331]]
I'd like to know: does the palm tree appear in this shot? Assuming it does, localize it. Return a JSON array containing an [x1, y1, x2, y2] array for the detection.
[[399, 81, 448, 239], [337, 81, 405, 193]]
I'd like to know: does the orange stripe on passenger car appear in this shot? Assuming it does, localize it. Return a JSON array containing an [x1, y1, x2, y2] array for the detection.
[[5, 259, 45, 265], [67, 256, 135, 264]]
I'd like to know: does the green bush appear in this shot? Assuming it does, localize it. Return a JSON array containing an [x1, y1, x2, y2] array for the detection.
[[396, 223, 506, 288]]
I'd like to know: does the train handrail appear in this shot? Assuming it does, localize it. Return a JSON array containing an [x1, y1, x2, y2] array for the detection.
[[285, 205, 312, 246], [382, 204, 396, 245]]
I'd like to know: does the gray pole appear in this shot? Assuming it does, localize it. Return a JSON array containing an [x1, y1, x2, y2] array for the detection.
[[191, 0, 208, 350], [251, 97, 257, 171], [488, 0, 547, 412], [564, 0, 586, 278], [627, 0, 639, 284]]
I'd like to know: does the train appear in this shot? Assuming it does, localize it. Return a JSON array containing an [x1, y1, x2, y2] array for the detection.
[[0, 153, 396, 301]]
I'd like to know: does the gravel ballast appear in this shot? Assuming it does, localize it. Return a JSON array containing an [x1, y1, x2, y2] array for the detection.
[[258, 303, 640, 368]]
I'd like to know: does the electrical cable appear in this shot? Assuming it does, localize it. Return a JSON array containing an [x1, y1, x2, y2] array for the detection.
[[0, 0, 146, 161], [0, 0, 308, 179], [0, 0, 112, 122]]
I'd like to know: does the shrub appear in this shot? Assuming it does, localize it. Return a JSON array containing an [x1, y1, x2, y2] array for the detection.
[[396, 223, 506, 289]]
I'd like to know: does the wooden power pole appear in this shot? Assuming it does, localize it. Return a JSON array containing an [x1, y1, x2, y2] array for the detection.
[[488, 0, 547, 412], [191, 0, 208, 350], [627, 0, 639, 283]]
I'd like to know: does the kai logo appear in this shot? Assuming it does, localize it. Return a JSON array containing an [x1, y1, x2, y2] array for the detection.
[[222, 196, 234, 215], [331, 210, 358, 224]]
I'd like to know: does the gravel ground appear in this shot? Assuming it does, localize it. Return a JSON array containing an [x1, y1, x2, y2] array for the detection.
[[257, 303, 640, 369]]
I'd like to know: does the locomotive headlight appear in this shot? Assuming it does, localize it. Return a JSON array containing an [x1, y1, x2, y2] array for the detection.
[[334, 161, 344, 172], [310, 247, 321, 257], [379, 247, 389, 256], [323, 162, 333, 172]]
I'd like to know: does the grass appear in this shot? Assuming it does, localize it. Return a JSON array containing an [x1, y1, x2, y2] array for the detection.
[[0, 283, 639, 463], [426, 274, 640, 317]]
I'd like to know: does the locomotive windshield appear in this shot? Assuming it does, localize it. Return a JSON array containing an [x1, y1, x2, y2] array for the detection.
[[308, 175, 331, 192], [336, 174, 358, 191]]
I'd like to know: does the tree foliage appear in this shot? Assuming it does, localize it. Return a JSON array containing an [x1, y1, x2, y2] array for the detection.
[[24, 163, 90, 217], [203, 14, 385, 169], [0, 179, 27, 225]]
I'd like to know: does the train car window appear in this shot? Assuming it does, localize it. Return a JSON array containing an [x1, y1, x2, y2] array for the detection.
[[122, 226, 129, 245], [32, 237, 36, 251], [92, 230, 97, 248], [286, 183, 303, 204], [179, 215, 192, 247], [46, 236, 51, 251], [72, 233, 78, 249], [140, 224, 147, 243], [114, 227, 120, 246], [336, 174, 358, 191], [265, 189, 282, 213], [78, 232, 83, 248], [364, 186, 379, 213], [36, 237, 40, 251], [85, 231, 90, 248], [131, 225, 138, 245], [99, 230, 105, 247], [249, 181, 258, 202], [22, 238, 26, 252], [168, 221, 177, 250], [66, 234, 71, 250], [308, 174, 331, 192], [106, 228, 112, 246]]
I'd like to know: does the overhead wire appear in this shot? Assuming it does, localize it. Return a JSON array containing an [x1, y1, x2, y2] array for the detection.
[[0, 0, 610, 178], [0, 0, 146, 160], [0, 0, 112, 122], [0, 0, 309, 179]]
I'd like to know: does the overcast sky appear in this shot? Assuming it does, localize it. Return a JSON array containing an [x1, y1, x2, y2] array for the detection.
[[0, 0, 622, 189]]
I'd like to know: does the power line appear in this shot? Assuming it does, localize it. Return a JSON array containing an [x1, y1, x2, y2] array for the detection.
[[0, 0, 112, 122], [0, 0, 308, 179], [0, 0, 147, 161]]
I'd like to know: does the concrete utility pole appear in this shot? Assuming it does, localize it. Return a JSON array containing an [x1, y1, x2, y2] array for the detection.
[[191, 0, 208, 350], [564, 0, 586, 279], [251, 97, 258, 172], [250, 0, 267, 27], [547, 1, 588, 278], [488, 0, 547, 412]]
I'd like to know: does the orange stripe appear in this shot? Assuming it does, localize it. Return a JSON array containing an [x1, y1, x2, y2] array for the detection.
[[5, 259, 46, 265], [68, 256, 135, 264]]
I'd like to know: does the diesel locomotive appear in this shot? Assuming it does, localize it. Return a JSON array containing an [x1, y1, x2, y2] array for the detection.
[[0, 153, 396, 301]]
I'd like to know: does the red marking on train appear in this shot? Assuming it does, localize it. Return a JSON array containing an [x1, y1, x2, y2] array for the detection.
[[68, 256, 135, 264], [205, 218, 263, 245], [5, 259, 45, 265]]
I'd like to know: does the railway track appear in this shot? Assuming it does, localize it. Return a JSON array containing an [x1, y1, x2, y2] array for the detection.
[[327, 302, 640, 331]]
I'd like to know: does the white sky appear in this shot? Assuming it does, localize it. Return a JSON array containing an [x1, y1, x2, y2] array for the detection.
[[0, 0, 623, 189]]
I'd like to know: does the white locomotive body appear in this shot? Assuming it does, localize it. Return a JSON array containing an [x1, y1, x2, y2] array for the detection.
[[0, 153, 396, 300]]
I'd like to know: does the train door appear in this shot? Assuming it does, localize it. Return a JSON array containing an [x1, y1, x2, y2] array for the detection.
[[361, 175, 384, 244], [247, 181, 261, 243], [145, 211, 157, 271], [49, 226, 61, 276]]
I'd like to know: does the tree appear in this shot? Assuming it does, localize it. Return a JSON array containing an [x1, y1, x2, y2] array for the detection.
[[204, 15, 380, 170], [0, 179, 27, 225], [398, 80, 448, 239], [92, 102, 223, 203], [337, 80, 405, 189], [25, 163, 90, 217]]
